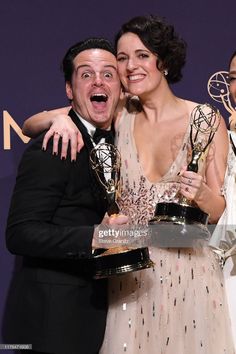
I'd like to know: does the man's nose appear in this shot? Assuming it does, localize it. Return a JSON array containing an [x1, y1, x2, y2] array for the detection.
[[93, 74, 103, 86]]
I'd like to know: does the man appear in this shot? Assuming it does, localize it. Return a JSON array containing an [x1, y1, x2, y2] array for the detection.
[[5, 38, 121, 354]]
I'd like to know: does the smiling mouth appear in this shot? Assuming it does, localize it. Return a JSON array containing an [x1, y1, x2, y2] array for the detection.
[[90, 93, 108, 102], [128, 74, 145, 81]]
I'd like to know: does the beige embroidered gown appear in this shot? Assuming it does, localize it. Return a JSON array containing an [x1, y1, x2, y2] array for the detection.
[[100, 109, 235, 354]]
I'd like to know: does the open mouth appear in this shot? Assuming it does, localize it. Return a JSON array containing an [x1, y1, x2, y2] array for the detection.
[[90, 93, 108, 102]]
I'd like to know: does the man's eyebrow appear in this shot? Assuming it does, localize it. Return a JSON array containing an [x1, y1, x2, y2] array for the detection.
[[75, 64, 91, 72], [229, 70, 236, 76], [75, 64, 117, 72], [103, 64, 117, 71]]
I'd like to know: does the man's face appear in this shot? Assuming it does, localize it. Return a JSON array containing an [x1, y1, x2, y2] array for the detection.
[[66, 49, 121, 129]]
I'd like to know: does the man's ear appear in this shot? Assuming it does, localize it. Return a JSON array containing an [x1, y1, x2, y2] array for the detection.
[[66, 82, 73, 100]]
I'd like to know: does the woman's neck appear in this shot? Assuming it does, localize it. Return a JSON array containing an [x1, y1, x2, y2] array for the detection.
[[139, 89, 184, 123]]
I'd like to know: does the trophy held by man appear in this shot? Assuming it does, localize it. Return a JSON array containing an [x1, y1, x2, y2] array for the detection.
[[90, 142, 153, 278]]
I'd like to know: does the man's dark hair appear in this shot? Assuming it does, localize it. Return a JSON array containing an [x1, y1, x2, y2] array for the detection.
[[115, 15, 187, 84], [229, 50, 236, 68], [62, 37, 116, 83]]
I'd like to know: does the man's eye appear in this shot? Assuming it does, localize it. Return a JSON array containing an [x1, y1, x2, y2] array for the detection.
[[229, 77, 236, 82], [104, 72, 113, 78], [81, 72, 92, 78]]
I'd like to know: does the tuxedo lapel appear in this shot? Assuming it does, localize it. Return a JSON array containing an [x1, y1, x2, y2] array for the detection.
[[68, 109, 108, 212], [68, 109, 94, 150]]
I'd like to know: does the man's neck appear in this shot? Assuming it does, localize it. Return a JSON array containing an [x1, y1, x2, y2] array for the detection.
[[73, 110, 111, 133]]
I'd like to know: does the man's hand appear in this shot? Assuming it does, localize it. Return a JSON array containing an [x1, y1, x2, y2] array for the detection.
[[92, 213, 129, 250]]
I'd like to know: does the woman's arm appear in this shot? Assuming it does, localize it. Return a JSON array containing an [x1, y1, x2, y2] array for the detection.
[[22, 94, 128, 161], [23, 106, 71, 137], [180, 116, 228, 223]]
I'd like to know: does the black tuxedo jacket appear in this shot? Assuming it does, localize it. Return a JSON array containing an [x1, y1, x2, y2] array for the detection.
[[5, 109, 109, 354]]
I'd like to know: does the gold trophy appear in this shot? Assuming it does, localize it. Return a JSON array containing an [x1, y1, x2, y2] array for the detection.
[[207, 70, 236, 131], [90, 142, 153, 278], [149, 104, 221, 241], [208, 70, 236, 149]]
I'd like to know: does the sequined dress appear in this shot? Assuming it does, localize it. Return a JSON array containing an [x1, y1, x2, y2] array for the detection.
[[100, 109, 235, 354]]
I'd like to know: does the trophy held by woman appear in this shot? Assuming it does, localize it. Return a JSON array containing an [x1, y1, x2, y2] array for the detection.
[[149, 104, 221, 247]]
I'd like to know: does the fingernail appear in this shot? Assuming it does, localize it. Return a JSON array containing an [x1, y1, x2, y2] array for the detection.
[[53, 152, 57, 156], [42, 147, 45, 151]]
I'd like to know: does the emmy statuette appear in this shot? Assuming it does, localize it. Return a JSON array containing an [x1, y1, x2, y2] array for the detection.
[[90, 143, 153, 278], [149, 104, 221, 243]]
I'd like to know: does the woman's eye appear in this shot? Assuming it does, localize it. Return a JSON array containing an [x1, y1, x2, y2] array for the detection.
[[229, 77, 236, 82], [138, 53, 149, 59], [117, 56, 127, 62]]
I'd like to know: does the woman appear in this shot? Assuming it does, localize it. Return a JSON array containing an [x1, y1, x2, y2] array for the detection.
[[23, 16, 234, 354], [229, 51, 236, 131], [210, 50, 236, 349], [210, 51, 236, 255]]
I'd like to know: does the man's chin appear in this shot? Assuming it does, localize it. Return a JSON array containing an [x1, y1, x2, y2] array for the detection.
[[90, 114, 112, 126]]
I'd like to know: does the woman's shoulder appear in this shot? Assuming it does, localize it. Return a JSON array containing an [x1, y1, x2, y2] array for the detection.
[[183, 99, 201, 113], [184, 99, 221, 113], [114, 95, 140, 131], [183, 99, 225, 128]]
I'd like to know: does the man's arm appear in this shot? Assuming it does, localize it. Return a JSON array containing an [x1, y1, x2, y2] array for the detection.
[[6, 136, 94, 260]]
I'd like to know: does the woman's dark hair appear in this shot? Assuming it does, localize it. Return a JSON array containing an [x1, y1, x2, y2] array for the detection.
[[115, 15, 187, 84], [61, 37, 116, 83], [229, 51, 236, 68]]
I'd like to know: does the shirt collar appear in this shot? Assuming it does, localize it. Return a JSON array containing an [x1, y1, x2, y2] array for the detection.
[[74, 111, 111, 138]]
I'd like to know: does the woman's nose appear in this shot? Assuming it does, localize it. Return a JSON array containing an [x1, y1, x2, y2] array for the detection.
[[127, 58, 137, 71]]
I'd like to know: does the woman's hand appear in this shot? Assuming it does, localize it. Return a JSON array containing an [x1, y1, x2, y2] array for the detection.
[[179, 166, 205, 201], [178, 115, 228, 224], [42, 114, 84, 161], [22, 106, 84, 161]]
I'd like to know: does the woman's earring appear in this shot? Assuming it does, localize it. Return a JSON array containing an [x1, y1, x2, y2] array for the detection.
[[163, 69, 168, 76]]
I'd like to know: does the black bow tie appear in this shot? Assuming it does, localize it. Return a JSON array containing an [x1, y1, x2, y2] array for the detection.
[[93, 128, 114, 144]]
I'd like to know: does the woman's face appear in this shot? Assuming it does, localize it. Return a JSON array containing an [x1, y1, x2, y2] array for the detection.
[[229, 55, 236, 104], [116, 32, 164, 98]]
